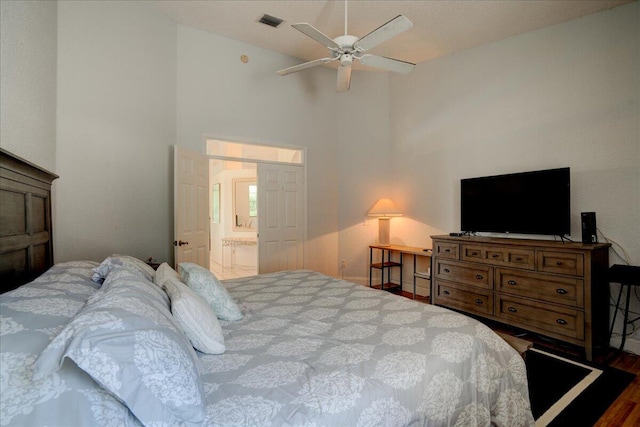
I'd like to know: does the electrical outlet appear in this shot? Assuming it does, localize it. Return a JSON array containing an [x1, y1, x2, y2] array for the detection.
[[341, 260, 347, 268]]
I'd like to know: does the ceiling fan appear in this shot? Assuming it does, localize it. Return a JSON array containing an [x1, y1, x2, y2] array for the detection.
[[277, 0, 415, 92]]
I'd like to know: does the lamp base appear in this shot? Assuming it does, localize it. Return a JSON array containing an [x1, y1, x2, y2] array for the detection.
[[378, 217, 391, 246]]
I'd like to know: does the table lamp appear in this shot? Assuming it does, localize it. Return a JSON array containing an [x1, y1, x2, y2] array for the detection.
[[368, 198, 402, 246]]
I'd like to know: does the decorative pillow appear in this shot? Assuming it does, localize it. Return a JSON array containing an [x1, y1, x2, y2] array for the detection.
[[179, 263, 243, 321], [163, 277, 225, 354], [154, 262, 181, 288], [91, 254, 155, 283], [33, 267, 206, 426]]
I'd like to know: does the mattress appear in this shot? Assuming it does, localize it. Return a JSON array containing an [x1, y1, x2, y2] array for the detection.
[[0, 262, 534, 426]]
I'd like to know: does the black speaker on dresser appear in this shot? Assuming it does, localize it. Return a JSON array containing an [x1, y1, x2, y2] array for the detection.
[[581, 212, 597, 244]]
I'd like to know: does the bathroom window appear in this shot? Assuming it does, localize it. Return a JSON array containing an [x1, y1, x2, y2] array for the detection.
[[249, 184, 257, 217]]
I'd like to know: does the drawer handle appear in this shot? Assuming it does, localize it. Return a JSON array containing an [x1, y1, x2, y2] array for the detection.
[[471, 252, 478, 256], [507, 280, 517, 286], [556, 288, 567, 295], [443, 290, 450, 295], [515, 257, 523, 261], [556, 261, 563, 266], [475, 299, 483, 304], [492, 254, 500, 258], [556, 319, 567, 325], [444, 268, 450, 273], [445, 249, 451, 253], [475, 274, 484, 280], [508, 307, 517, 313]]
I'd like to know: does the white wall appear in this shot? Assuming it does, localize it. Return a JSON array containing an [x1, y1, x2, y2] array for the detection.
[[0, 0, 57, 171], [55, 0, 177, 263], [389, 2, 640, 347], [335, 71, 394, 283], [3, 0, 387, 277], [176, 24, 351, 276], [391, 3, 639, 250]]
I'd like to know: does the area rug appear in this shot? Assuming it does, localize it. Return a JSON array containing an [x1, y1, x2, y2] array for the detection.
[[526, 348, 635, 427]]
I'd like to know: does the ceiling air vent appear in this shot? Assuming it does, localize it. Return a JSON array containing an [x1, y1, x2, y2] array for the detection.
[[257, 13, 284, 28]]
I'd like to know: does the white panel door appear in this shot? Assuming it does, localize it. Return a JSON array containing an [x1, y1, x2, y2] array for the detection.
[[257, 163, 305, 273], [174, 145, 209, 269]]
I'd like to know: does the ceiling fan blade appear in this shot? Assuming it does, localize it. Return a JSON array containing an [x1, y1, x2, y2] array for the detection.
[[359, 54, 415, 74], [337, 64, 352, 92], [354, 15, 413, 52], [277, 57, 336, 76], [291, 23, 340, 50]]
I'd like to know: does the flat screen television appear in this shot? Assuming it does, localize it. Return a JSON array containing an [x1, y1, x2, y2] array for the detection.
[[461, 167, 570, 236]]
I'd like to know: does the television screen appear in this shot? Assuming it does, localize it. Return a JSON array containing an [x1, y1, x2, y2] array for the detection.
[[461, 167, 570, 236]]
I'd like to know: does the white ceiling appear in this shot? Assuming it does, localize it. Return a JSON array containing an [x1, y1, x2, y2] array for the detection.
[[156, 0, 633, 70]]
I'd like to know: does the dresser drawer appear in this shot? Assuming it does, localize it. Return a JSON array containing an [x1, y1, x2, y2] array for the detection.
[[434, 259, 493, 289], [462, 245, 535, 270], [434, 280, 493, 316], [496, 295, 584, 340], [496, 268, 584, 308], [434, 242, 459, 259], [537, 251, 584, 277], [461, 245, 494, 262]]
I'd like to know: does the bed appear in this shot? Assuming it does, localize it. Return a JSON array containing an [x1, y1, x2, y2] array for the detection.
[[1, 258, 534, 426], [0, 151, 533, 426]]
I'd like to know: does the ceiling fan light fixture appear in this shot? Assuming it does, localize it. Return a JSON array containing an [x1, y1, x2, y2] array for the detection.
[[275, 1, 415, 92], [339, 54, 353, 66]]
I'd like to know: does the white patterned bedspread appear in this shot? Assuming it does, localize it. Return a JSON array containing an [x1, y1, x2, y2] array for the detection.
[[205, 270, 534, 426], [0, 261, 142, 426], [1, 265, 534, 426]]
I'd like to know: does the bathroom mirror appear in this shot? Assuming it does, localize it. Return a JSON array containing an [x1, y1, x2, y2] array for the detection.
[[232, 178, 257, 231]]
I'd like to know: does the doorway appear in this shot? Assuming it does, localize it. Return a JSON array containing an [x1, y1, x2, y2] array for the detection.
[[209, 159, 258, 279], [205, 138, 306, 279]]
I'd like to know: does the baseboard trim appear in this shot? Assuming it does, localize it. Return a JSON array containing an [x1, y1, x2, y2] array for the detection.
[[608, 336, 640, 356], [344, 276, 430, 297], [344, 275, 368, 286]]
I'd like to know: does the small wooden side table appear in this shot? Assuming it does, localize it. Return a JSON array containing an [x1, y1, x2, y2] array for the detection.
[[369, 244, 432, 299]]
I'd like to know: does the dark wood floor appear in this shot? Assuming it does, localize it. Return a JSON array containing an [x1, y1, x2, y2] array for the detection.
[[399, 291, 640, 426], [594, 350, 640, 427]]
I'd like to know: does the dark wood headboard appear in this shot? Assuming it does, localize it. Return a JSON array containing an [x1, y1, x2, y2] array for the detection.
[[0, 148, 58, 293]]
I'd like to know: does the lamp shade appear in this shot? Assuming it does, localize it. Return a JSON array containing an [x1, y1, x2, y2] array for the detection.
[[368, 198, 402, 217]]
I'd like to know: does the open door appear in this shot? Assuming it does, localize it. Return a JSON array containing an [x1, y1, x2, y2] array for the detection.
[[257, 163, 305, 273], [174, 145, 209, 269]]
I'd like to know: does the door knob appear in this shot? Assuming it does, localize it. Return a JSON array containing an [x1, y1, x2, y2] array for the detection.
[[173, 240, 189, 246]]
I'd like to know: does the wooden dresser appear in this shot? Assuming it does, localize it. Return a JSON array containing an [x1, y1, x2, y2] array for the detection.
[[0, 149, 58, 293], [431, 235, 610, 360]]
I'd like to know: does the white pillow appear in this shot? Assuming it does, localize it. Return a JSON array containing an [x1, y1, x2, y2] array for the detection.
[[33, 267, 206, 425], [154, 262, 181, 288], [179, 263, 243, 321], [163, 277, 226, 355], [91, 254, 155, 283]]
